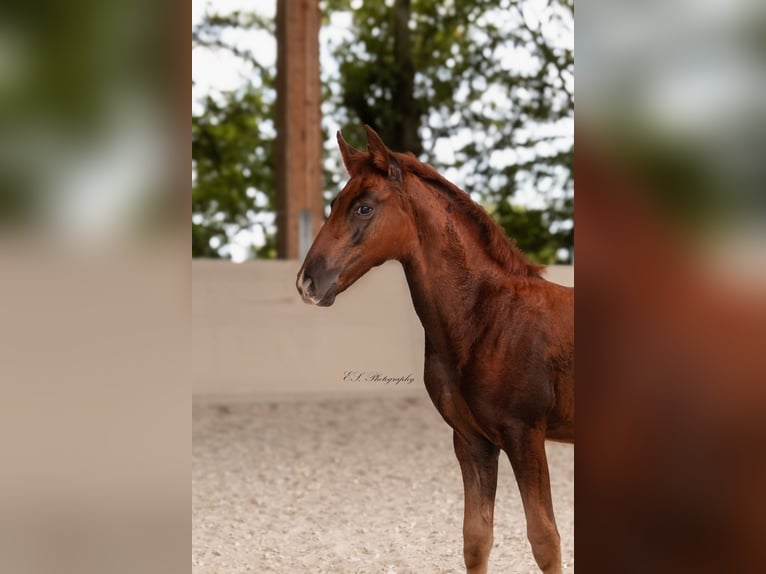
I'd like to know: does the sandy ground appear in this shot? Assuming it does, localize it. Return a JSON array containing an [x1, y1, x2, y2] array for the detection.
[[192, 393, 573, 573]]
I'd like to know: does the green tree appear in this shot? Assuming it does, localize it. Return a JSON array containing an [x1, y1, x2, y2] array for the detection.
[[324, 0, 573, 263], [192, 11, 277, 259], [193, 0, 573, 263], [192, 90, 276, 258]]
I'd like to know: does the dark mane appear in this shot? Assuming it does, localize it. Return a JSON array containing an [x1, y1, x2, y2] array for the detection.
[[388, 152, 544, 278]]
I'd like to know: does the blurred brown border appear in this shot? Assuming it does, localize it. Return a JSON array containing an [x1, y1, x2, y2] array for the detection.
[[575, 132, 766, 573], [0, 1, 191, 573]]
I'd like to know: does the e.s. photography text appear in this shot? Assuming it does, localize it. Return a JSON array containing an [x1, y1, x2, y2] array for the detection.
[[343, 370, 415, 385]]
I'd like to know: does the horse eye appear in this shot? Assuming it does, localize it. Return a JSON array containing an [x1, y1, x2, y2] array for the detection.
[[355, 205, 374, 218]]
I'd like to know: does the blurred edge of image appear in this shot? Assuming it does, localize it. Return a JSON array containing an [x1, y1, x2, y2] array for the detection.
[[576, 1, 766, 572], [0, 1, 188, 574]]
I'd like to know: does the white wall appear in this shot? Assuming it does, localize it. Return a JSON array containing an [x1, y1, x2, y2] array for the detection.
[[192, 260, 573, 399]]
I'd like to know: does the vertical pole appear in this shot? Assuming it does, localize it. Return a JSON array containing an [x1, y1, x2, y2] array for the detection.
[[275, 0, 324, 260]]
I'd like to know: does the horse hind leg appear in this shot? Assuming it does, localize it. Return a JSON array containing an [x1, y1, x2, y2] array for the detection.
[[453, 430, 500, 574], [503, 423, 562, 574]]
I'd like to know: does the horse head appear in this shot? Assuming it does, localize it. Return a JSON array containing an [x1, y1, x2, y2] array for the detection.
[[296, 126, 414, 306]]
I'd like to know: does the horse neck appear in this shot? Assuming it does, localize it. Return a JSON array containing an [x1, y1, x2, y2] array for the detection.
[[398, 178, 509, 362]]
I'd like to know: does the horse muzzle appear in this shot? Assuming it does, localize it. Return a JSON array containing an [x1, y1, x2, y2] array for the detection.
[[296, 266, 339, 307]]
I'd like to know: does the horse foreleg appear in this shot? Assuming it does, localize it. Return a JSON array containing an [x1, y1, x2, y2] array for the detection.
[[504, 423, 562, 574], [453, 430, 500, 574]]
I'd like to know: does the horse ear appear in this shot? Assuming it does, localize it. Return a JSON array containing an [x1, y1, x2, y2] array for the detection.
[[364, 125, 401, 182], [336, 130, 364, 175]]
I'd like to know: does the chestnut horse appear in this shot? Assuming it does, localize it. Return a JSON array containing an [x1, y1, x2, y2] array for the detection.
[[296, 126, 574, 574]]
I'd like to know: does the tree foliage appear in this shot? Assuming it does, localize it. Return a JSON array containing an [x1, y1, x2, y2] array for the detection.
[[324, 0, 573, 262], [192, 0, 573, 263], [192, 12, 277, 258]]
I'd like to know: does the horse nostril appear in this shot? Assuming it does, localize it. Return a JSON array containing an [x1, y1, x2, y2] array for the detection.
[[297, 271, 315, 298]]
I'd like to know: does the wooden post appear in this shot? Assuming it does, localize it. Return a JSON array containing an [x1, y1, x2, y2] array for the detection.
[[275, 0, 324, 260]]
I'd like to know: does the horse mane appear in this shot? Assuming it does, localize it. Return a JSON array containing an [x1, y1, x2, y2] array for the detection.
[[386, 152, 544, 278]]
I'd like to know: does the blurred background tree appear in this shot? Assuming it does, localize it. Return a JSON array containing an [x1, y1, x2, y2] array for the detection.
[[192, 10, 278, 259], [192, 0, 573, 263]]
